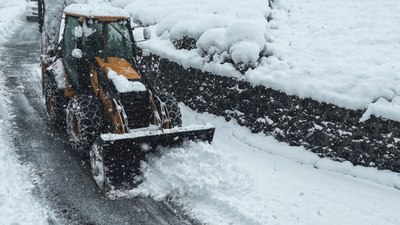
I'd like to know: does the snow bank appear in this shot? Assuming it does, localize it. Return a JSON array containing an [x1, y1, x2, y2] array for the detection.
[[0, 1, 49, 224], [0, 81, 49, 225], [119, 104, 400, 225], [114, 0, 400, 122]]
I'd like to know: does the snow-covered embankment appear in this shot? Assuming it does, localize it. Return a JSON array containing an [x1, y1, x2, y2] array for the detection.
[[0, 0, 49, 224], [114, 0, 400, 122]]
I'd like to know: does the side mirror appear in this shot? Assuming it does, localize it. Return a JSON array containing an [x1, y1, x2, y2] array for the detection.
[[143, 28, 151, 40], [71, 49, 82, 59]]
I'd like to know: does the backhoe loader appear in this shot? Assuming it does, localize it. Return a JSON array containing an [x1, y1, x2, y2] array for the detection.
[[40, 3, 215, 192]]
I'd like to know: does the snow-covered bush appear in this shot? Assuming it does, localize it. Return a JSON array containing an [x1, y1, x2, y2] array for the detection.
[[196, 22, 268, 72], [114, 0, 272, 73]]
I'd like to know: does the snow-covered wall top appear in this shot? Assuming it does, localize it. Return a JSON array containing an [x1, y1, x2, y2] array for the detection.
[[112, 0, 400, 122]]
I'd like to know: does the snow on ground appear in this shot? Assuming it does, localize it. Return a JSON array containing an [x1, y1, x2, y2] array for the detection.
[[0, 0, 49, 224], [0, 0, 26, 43], [248, 0, 400, 119], [0, 77, 49, 225], [121, 104, 400, 225], [113, 0, 400, 121]]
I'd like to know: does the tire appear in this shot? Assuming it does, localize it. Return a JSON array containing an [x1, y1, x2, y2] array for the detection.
[[90, 142, 112, 192], [66, 94, 106, 158], [90, 141, 141, 192], [157, 93, 182, 127], [43, 74, 68, 128]]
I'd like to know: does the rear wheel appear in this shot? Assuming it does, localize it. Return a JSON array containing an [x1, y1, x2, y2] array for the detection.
[[66, 94, 106, 158], [43, 73, 68, 127], [157, 93, 182, 127]]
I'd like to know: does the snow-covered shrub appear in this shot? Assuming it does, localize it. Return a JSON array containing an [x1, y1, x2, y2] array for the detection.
[[196, 22, 268, 72], [197, 28, 227, 56], [168, 16, 231, 50], [225, 22, 266, 51], [225, 22, 267, 72], [229, 42, 262, 72], [172, 36, 197, 50], [168, 19, 204, 50], [117, 0, 272, 73]]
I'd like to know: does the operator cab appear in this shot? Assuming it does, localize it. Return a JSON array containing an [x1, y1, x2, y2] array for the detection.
[[61, 4, 138, 90]]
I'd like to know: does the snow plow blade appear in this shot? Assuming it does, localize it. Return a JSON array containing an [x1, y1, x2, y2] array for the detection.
[[91, 124, 215, 191]]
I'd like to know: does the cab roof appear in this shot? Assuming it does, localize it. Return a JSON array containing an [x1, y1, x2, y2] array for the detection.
[[64, 4, 130, 22]]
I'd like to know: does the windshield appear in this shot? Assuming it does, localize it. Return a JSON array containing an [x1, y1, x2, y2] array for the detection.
[[108, 22, 134, 58], [82, 20, 134, 60]]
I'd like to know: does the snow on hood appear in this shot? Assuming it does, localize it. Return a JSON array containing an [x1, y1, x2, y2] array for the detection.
[[108, 69, 146, 93]]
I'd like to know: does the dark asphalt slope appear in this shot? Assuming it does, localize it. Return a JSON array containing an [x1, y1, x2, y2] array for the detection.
[[1, 20, 197, 225]]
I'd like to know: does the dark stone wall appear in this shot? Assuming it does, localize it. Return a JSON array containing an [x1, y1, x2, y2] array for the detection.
[[138, 53, 400, 173]]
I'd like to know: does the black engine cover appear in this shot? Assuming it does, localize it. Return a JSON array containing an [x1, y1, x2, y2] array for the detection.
[[119, 90, 151, 129]]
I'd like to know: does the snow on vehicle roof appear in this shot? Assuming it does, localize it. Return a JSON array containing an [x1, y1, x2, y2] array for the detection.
[[64, 4, 130, 21]]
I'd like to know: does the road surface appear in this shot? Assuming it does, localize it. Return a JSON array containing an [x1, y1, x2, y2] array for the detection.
[[0, 18, 198, 225]]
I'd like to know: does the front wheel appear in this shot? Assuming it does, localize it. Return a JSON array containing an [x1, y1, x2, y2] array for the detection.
[[66, 95, 106, 158], [90, 142, 112, 192]]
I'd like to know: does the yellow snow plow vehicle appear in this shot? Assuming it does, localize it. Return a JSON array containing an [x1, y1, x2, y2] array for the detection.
[[40, 4, 215, 191]]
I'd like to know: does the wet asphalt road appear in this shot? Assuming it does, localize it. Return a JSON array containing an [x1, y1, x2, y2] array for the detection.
[[0, 20, 198, 225]]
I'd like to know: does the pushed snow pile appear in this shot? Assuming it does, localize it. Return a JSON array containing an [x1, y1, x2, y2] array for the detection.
[[128, 141, 258, 225], [108, 69, 146, 93], [113, 0, 271, 72], [114, 105, 400, 225], [114, 0, 400, 121]]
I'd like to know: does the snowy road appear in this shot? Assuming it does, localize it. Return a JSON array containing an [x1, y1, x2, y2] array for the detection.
[[1, 19, 199, 225], [1, 3, 400, 225]]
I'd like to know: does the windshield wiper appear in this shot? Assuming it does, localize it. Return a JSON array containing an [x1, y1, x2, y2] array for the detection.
[[109, 24, 131, 43]]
